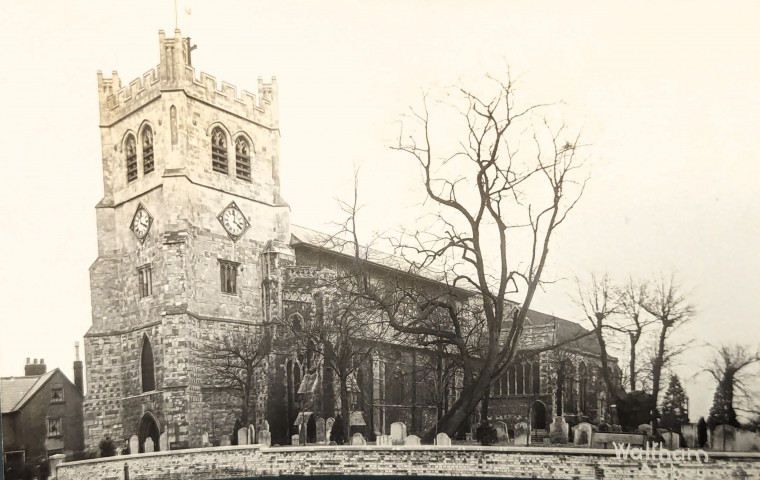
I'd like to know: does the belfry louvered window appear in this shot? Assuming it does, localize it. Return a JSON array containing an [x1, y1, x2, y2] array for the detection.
[[220, 260, 239, 294], [211, 127, 228, 174], [235, 137, 252, 182], [126, 135, 137, 182], [142, 126, 154, 174]]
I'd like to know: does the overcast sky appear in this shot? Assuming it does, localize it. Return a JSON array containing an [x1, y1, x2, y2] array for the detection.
[[1, 0, 759, 421]]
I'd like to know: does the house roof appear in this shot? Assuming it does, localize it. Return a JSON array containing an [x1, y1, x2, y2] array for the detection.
[[1, 369, 58, 414]]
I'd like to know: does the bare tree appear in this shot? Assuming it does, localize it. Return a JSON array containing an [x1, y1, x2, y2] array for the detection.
[[705, 344, 760, 428], [575, 273, 621, 405], [640, 274, 695, 428], [201, 328, 273, 426], [615, 277, 654, 391], [372, 74, 588, 437]]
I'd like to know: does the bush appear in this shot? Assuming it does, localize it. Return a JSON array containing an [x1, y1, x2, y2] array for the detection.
[[99, 436, 117, 457], [475, 422, 498, 446]]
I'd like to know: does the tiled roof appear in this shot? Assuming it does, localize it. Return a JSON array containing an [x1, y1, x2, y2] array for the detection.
[[0, 369, 57, 413]]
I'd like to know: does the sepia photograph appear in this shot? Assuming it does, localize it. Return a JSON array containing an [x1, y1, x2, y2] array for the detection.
[[1, 1, 759, 479]]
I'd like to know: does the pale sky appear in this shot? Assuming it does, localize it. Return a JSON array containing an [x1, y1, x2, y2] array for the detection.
[[1, 0, 759, 421]]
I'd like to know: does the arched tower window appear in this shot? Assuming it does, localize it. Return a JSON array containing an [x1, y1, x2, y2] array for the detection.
[[235, 137, 252, 182], [126, 134, 137, 182], [211, 127, 228, 174], [141, 334, 156, 392], [142, 126, 154, 174], [516, 362, 524, 394]]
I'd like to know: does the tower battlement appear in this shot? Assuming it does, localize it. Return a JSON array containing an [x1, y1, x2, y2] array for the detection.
[[96, 29, 278, 128]]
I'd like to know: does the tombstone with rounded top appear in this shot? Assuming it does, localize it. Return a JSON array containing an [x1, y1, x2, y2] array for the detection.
[[549, 417, 568, 444], [351, 432, 366, 445], [404, 435, 421, 446], [144, 438, 155, 453], [637, 424, 652, 435], [573, 422, 593, 447], [291, 434, 301, 446], [494, 421, 509, 444], [159, 432, 169, 451], [237, 427, 248, 445], [201, 432, 211, 447], [514, 422, 529, 445], [316, 417, 327, 444], [435, 432, 451, 446], [261, 420, 270, 432], [257, 429, 272, 446], [129, 435, 139, 454], [248, 424, 255, 444], [390, 422, 407, 445]]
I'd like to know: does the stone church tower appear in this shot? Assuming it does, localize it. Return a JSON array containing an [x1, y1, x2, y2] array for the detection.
[[83, 30, 292, 451]]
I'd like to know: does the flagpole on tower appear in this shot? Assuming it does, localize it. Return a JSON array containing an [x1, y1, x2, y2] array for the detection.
[[174, 0, 178, 30]]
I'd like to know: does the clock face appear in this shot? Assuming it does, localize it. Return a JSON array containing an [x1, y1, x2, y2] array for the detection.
[[130, 205, 153, 242], [217, 202, 250, 241]]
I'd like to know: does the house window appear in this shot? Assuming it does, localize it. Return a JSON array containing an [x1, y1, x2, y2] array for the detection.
[[51, 387, 64, 403], [211, 127, 228, 174], [235, 137, 252, 182], [142, 126, 154, 174], [126, 134, 137, 182], [47, 418, 62, 437], [220, 260, 239, 294], [138, 264, 153, 297]]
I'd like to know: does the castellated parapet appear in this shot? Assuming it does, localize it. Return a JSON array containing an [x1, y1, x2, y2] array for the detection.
[[96, 29, 278, 128]]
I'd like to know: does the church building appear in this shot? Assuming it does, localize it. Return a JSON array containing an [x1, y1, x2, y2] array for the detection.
[[83, 30, 615, 451]]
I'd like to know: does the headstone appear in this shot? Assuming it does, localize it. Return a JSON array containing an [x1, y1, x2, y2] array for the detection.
[[405, 435, 421, 446], [549, 417, 568, 444], [316, 417, 326, 444], [435, 432, 451, 446], [494, 421, 509, 444], [376, 434, 393, 446], [144, 438, 154, 453], [248, 424, 255, 445], [351, 432, 366, 445], [261, 420, 270, 432], [257, 429, 272, 447], [291, 434, 301, 446], [681, 424, 698, 448], [573, 422, 593, 447], [390, 422, 407, 445], [637, 424, 653, 435], [220, 436, 231, 446], [514, 422, 529, 445], [129, 435, 139, 455], [237, 427, 248, 446], [201, 432, 211, 447], [661, 431, 679, 450], [325, 417, 335, 440], [159, 432, 169, 451]]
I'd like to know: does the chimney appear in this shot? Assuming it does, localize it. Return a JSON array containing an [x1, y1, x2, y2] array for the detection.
[[24, 357, 47, 376], [74, 342, 84, 394]]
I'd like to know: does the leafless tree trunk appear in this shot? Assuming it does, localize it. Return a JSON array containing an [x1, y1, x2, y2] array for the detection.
[[615, 278, 652, 391], [705, 344, 760, 427], [640, 274, 695, 429]]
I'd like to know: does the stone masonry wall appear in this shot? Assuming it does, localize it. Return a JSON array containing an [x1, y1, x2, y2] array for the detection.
[[56, 445, 760, 480]]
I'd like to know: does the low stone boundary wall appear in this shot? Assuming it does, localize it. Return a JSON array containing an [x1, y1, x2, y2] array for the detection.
[[56, 444, 760, 480]]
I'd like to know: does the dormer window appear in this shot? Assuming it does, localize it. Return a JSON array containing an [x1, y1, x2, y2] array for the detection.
[[126, 135, 137, 182], [211, 127, 228, 174], [142, 126, 154, 174], [235, 137, 251, 182]]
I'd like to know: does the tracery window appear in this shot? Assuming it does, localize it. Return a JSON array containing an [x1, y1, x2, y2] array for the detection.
[[211, 127, 228, 174], [126, 134, 137, 182], [142, 126, 154, 174], [235, 137, 251, 182]]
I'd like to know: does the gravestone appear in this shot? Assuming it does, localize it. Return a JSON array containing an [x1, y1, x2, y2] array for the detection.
[[129, 435, 139, 455], [201, 432, 211, 447], [574, 422, 593, 447], [494, 421, 509, 444], [376, 434, 392, 446], [405, 435, 421, 446], [257, 429, 272, 447], [435, 432, 451, 446], [514, 422, 529, 445], [661, 431, 679, 450], [316, 417, 326, 444], [261, 420, 270, 432], [159, 432, 169, 451], [248, 424, 255, 444], [291, 434, 301, 446], [325, 417, 335, 440], [144, 438, 154, 453], [549, 417, 568, 444], [390, 422, 407, 445], [351, 432, 366, 445], [637, 424, 653, 435], [237, 427, 248, 446], [220, 436, 231, 446], [681, 424, 698, 448]]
